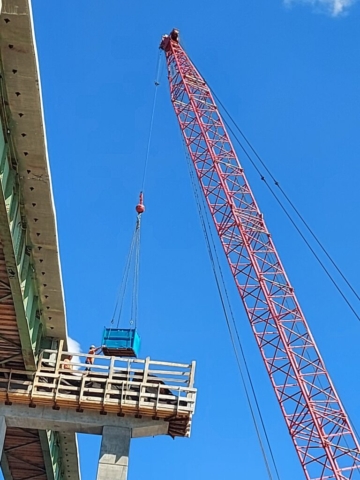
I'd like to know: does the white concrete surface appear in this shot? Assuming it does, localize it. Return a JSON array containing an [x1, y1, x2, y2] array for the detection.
[[1, 0, 68, 341], [97, 427, 130, 480], [0, 404, 169, 437]]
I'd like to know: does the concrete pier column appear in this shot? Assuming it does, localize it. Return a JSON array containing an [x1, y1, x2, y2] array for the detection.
[[0, 416, 6, 457], [97, 426, 131, 480]]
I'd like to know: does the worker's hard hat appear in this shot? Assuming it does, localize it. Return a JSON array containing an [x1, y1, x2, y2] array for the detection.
[[90, 345, 96, 349]]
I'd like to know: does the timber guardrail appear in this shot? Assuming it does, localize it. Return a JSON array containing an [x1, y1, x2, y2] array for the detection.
[[0, 348, 197, 437]]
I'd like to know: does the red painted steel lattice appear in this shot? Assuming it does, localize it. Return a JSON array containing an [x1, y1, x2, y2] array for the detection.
[[161, 32, 360, 480]]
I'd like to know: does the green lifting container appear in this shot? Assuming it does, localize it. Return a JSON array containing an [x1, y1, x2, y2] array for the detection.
[[102, 328, 141, 358]]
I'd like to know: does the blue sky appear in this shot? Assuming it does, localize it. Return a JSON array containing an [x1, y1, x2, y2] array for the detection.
[[17, 0, 360, 478]]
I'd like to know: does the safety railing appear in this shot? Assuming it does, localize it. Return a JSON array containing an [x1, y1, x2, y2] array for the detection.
[[0, 346, 197, 435]]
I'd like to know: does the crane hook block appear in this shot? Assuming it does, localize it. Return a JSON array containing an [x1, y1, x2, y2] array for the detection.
[[136, 191, 145, 214]]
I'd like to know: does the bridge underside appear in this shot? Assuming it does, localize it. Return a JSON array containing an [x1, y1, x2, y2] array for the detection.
[[0, 254, 46, 477], [3, 428, 47, 480], [0, 1, 80, 479], [0, 243, 48, 478], [0, 247, 23, 370]]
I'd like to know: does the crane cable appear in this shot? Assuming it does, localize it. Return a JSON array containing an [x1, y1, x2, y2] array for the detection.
[[210, 107, 360, 450], [158, 42, 280, 475], [183, 60, 360, 466], [205, 88, 360, 464], [110, 51, 161, 329], [173, 49, 360, 475], [183, 143, 282, 480], [220, 117, 360, 323], [212, 90, 360, 305], [131, 214, 142, 326], [111, 203, 144, 329], [187, 54, 360, 322], [142, 51, 162, 192], [185, 131, 360, 480]]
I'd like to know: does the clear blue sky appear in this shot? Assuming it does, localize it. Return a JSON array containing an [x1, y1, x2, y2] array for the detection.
[[23, 0, 360, 478]]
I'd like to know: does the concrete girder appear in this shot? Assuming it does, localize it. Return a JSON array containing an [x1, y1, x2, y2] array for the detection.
[[0, 404, 169, 438]]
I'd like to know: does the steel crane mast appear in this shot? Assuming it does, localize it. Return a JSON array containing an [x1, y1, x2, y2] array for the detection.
[[160, 29, 360, 480]]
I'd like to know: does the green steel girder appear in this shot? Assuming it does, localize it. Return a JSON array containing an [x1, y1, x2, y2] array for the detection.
[[0, 0, 79, 480], [0, 115, 43, 369], [0, 66, 67, 480], [40, 430, 67, 480]]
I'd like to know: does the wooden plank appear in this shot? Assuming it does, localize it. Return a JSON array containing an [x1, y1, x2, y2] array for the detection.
[[0, 359, 196, 441], [188, 361, 196, 389]]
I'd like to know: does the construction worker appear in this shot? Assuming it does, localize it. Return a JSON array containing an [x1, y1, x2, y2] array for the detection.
[[62, 355, 73, 371], [85, 345, 102, 370]]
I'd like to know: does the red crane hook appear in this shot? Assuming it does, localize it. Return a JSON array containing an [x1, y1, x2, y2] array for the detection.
[[135, 192, 145, 214]]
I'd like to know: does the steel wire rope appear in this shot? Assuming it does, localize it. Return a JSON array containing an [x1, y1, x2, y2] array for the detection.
[[131, 217, 141, 328], [211, 90, 360, 306], [186, 53, 360, 322], [195, 174, 283, 480], [182, 141, 281, 480], [187, 135, 360, 475], [214, 99, 360, 454], [112, 52, 161, 329], [110, 223, 138, 328], [224, 113, 360, 458], [220, 117, 360, 463], [179, 48, 360, 470], [112, 53, 161, 329], [141, 52, 162, 192], [220, 118, 360, 323]]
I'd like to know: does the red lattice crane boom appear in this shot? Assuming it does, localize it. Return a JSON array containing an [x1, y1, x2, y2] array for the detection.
[[160, 29, 360, 480]]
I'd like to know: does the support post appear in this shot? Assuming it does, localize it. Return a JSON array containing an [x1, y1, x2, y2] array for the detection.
[[97, 426, 131, 480]]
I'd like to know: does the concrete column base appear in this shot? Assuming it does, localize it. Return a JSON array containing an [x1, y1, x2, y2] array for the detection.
[[97, 426, 131, 480]]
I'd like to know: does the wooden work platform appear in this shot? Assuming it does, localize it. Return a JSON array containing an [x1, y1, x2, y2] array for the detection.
[[0, 348, 197, 438]]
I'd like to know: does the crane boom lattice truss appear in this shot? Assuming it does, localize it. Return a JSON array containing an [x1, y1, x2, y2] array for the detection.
[[160, 31, 360, 480]]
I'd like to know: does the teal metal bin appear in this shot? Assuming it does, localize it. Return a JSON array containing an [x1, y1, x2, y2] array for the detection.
[[102, 328, 141, 358]]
